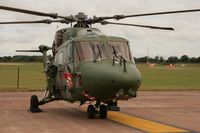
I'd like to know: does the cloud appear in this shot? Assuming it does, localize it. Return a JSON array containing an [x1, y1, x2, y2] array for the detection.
[[0, 0, 200, 58]]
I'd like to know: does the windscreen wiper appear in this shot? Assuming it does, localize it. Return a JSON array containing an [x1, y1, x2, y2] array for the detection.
[[112, 46, 127, 72], [112, 46, 119, 59], [91, 44, 102, 62]]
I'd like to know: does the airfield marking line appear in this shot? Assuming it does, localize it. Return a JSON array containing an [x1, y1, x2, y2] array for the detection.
[[81, 108, 189, 132], [107, 111, 189, 133]]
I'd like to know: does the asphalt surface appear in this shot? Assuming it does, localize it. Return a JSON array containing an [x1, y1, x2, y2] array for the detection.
[[0, 91, 199, 133]]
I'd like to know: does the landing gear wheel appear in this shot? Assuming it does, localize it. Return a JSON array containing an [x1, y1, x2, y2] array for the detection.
[[87, 105, 95, 119], [29, 95, 42, 113], [99, 105, 107, 119]]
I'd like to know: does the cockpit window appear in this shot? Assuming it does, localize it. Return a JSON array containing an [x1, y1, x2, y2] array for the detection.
[[76, 41, 106, 61], [106, 41, 131, 61], [75, 41, 131, 62]]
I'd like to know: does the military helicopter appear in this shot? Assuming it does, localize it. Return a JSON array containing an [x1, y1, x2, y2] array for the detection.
[[0, 5, 200, 119]]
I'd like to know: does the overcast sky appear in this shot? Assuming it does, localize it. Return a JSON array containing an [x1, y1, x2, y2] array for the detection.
[[0, 0, 200, 58]]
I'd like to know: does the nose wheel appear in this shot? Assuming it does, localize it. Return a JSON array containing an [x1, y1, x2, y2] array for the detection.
[[99, 105, 107, 119], [87, 105, 96, 119], [87, 103, 108, 119]]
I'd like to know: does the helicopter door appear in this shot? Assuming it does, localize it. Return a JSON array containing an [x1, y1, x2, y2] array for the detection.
[[57, 50, 64, 71], [56, 49, 65, 89], [64, 43, 75, 91], [66, 43, 73, 72]]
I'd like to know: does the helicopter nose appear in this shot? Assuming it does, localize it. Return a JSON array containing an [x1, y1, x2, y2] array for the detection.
[[79, 61, 141, 100], [108, 64, 141, 98]]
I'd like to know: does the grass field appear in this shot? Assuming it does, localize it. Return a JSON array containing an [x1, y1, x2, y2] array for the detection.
[[0, 63, 46, 91], [0, 63, 200, 91], [137, 64, 200, 91]]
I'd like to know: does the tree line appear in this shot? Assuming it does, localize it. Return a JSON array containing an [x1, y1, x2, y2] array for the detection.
[[0, 55, 200, 64], [0, 55, 43, 62], [135, 55, 200, 64]]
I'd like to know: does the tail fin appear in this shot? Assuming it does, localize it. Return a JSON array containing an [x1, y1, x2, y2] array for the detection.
[[16, 50, 40, 52]]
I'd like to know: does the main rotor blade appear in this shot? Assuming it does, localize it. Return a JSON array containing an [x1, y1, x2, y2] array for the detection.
[[95, 9, 200, 21], [0, 5, 75, 21], [123, 9, 200, 19], [101, 21, 174, 30], [0, 5, 59, 18], [0, 19, 70, 24]]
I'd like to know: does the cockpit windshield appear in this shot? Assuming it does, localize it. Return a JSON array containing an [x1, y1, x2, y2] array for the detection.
[[75, 41, 132, 62]]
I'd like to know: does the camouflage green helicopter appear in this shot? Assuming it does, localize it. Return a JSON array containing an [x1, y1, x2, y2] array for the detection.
[[0, 5, 200, 119]]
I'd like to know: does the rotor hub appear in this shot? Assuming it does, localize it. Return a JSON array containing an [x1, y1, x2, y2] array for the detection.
[[75, 12, 88, 20]]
